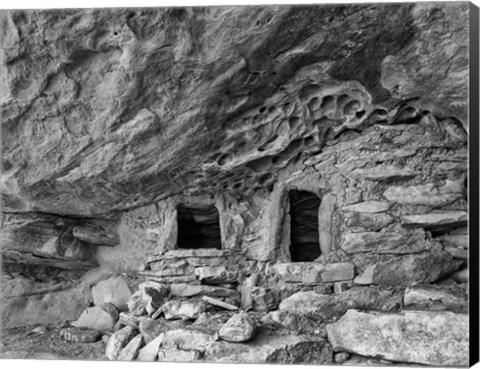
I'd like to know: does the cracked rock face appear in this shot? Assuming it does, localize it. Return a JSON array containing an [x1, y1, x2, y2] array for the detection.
[[0, 3, 468, 217]]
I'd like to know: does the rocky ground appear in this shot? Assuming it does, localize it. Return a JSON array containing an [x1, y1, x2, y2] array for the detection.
[[0, 268, 469, 366]]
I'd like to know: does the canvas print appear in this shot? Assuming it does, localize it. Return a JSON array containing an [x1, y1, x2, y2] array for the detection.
[[0, 1, 475, 366]]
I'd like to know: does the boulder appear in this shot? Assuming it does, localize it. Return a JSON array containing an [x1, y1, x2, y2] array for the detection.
[[219, 312, 257, 343], [105, 326, 138, 360], [326, 309, 468, 366], [72, 306, 118, 332], [205, 329, 332, 364], [59, 327, 101, 343], [162, 300, 206, 321], [137, 333, 165, 362], [92, 276, 133, 311], [118, 334, 144, 361]]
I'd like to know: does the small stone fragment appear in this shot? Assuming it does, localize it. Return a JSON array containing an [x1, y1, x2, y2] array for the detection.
[[219, 312, 256, 343], [334, 352, 350, 364]]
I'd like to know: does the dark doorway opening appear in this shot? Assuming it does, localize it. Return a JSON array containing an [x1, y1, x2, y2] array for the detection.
[[289, 190, 321, 262], [177, 204, 222, 250]]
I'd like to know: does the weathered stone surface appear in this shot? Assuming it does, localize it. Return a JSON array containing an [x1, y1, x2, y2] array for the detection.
[[401, 210, 468, 228], [206, 330, 332, 364], [370, 251, 462, 286], [1, 286, 88, 329], [261, 310, 324, 335], [273, 263, 324, 284], [105, 326, 138, 360], [326, 309, 468, 366], [404, 285, 467, 312], [82, 267, 115, 287], [137, 333, 164, 362], [72, 306, 117, 332], [434, 234, 468, 248], [341, 230, 428, 254], [383, 179, 464, 207], [139, 281, 168, 316], [138, 318, 164, 343], [345, 212, 394, 231], [1, 3, 468, 218], [118, 312, 142, 329], [219, 312, 256, 343], [162, 327, 216, 351], [92, 276, 133, 311], [162, 300, 206, 321], [72, 224, 119, 246], [118, 334, 144, 361], [250, 287, 278, 312], [321, 263, 355, 282], [127, 291, 147, 317], [349, 165, 415, 181], [334, 352, 350, 364], [273, 262, 354, 284], [195, 266, 238, 284], [170, 283, 236, 298], [59, 327, 101, 343]]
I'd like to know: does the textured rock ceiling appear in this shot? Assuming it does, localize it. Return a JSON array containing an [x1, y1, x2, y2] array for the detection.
[[0, 3, 469, 217]]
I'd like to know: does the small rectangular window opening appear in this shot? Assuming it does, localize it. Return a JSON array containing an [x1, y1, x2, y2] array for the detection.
[[289, 190, 321, 262], [177, 204, 222, 250]]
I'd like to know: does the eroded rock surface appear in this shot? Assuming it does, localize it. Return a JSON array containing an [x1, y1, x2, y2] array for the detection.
[[326, 309, 469, 367]]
